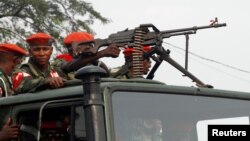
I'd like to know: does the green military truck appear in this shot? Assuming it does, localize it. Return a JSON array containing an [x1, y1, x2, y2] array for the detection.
[[1, 22, 248, 141], [1, 65, 250, 141]]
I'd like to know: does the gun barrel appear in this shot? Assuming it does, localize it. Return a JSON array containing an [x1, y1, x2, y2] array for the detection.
[[162, 23, 227, 34]]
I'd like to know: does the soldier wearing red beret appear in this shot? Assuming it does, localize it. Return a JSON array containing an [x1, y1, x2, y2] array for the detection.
[[0, 43, 28, 97], [40, 120, 69, 141], [0, 43, 27, 141], [111, 46, 152, 79], [52, 31, 120, 76], [12, 33, 67, 93]]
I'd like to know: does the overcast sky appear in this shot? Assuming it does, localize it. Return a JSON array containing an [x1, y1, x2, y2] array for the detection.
[[89, 0, 250, 92]]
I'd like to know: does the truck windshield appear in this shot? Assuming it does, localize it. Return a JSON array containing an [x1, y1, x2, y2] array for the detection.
[[112, 92, 250, 141]]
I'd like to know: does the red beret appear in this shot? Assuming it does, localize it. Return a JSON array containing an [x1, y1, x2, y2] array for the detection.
[[56, 53, 73, 62], [41, 121, 68, 129], [26, 33, 54, 47], [0, 43, 28, 56], [123, 46, 152, 57], [63, 32, 94, 46]]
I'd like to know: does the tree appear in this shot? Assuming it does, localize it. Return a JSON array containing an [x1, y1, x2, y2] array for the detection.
[[0, 0, 109, 53]]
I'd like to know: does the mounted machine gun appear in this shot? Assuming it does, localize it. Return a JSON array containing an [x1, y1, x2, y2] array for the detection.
[[72, 19, 226, 88]]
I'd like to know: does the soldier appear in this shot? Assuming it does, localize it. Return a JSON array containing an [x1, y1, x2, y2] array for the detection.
[[111, 46, 152, 79], [40, 119, 69, 141], [53, 31, 120, 77], [0, 43, 28, 97], [12, 33, 67, 93], [0, 43, 26, 141]]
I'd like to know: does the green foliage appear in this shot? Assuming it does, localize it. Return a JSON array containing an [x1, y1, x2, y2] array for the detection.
[[0, 0, 110, 53]]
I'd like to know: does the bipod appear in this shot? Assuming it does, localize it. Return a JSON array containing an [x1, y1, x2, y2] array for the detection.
[[145, 45, 213, 88]]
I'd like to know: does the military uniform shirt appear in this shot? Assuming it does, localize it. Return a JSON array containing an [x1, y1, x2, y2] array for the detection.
[[110, 66, 133, 79], [51, 58, 75, 80], [52, 57, 109, 80], [0, 68, 14, 97], [12, 58, 67, 93]]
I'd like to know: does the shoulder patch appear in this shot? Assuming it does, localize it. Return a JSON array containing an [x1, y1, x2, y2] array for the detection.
[[12, 72, 31, 91], [50, 70, 59, 77]]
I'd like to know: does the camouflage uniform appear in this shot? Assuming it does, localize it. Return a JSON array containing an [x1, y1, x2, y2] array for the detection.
[[110, 66, 133, 79], [111, 46, 152, 79], [12, 58, 67, 93], [0, 68, 14, 97], [54, 57, 111, 79], [52, 54, 75, 80]]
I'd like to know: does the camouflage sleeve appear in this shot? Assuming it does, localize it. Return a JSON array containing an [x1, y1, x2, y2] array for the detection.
[[52, 58, 75, 80], [0, 77, 6, 97], [12, 68, 48, 94], [51, 58, 67, 68]]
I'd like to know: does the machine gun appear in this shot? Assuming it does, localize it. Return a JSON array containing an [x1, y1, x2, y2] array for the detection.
[[73, 19, 226, 88]]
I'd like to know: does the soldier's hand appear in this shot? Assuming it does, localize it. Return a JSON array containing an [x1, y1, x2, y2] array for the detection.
[[0, 118, 19, 141], [101, 44, 120, 58], [46, 77, 66, 89]]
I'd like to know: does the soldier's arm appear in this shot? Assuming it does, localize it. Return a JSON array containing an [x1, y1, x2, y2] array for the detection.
[[0, 78, 6, 97], [12, 67, 66, 93], [12, 71, 48, 93], [62, 55, 102, 73], [62, 44, 120, 73]]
